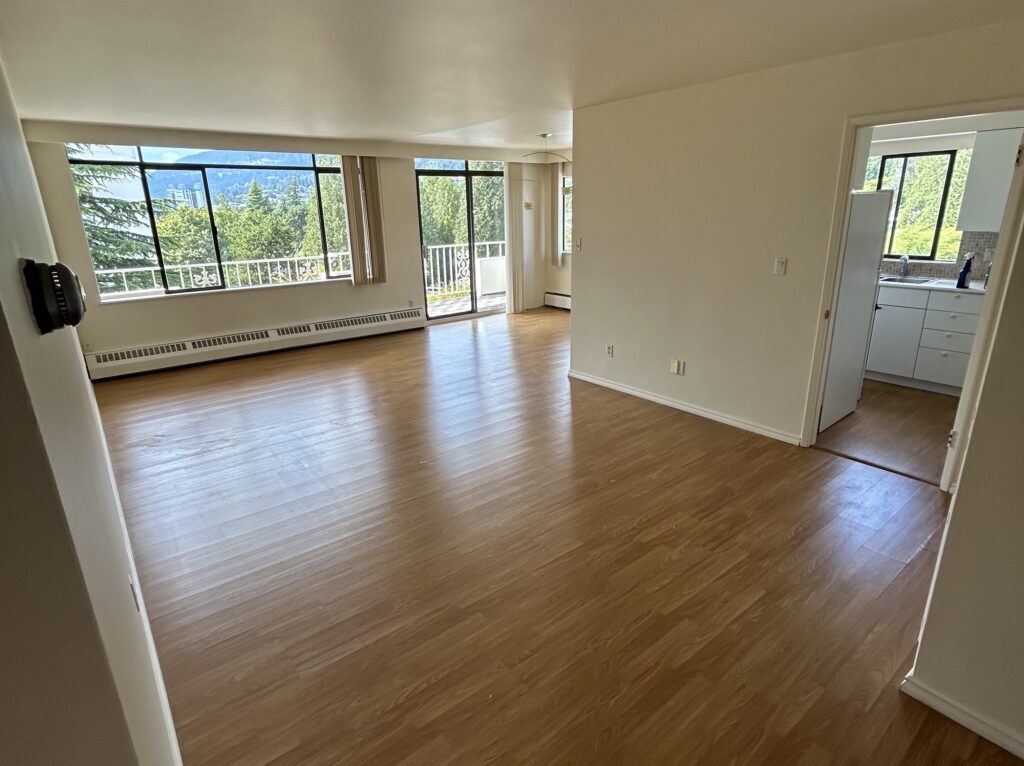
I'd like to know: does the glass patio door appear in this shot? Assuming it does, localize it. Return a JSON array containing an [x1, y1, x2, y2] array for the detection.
[[415, 160, 505, 319]]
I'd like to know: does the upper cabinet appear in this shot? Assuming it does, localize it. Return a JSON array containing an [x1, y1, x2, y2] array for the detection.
[[956, 128, 1023, 233]]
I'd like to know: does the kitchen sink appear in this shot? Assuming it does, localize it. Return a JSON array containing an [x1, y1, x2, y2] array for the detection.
[[880, 276, 933, 284]]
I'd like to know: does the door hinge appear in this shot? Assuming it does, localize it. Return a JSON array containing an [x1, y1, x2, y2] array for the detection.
[[129, 581, 141, 612], [947, 429, 957, 448], [824, 309, 831, 320], [1017, 145, 1022, 167]]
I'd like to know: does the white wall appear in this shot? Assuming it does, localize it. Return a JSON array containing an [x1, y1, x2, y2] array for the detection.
[[0, 58, 180, 764], [571, 19, 1024, 441], [906, 198, 1024, 755], [546, 161, 572, 298], [30, 140, 427, 352]]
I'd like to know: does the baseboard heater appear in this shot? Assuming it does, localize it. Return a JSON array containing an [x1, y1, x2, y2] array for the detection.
[[544, 292, 571, 310], [85, 307, 425, 380]]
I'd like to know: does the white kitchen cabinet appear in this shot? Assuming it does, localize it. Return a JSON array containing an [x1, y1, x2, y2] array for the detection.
[[915, 348, 971, 387], [866, 283, 986, 390], [866, 305, 924, 377], [957, 128, 1023, 233]]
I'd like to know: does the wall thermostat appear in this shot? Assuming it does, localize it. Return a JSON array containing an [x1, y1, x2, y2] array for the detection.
[[21, 259, 87, 335]]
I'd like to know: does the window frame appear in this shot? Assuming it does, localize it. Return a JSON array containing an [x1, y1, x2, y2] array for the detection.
[[67, 147, 346, 300], [413, 161, 505, 319], [560, 173, 573, 255], [873, 149, 957, 261]]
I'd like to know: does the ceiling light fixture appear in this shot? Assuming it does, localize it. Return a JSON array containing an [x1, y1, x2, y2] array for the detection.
[[522, 132, 570, 163]]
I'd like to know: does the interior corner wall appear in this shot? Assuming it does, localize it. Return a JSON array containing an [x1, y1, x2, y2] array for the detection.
[[570, 19, 1024, 440], [0, 58, 180, 764], [907, 205, 1024, 755], [28, 142, 426, 353], [507, 162, 550, 310], [0, 284, 137, 765]]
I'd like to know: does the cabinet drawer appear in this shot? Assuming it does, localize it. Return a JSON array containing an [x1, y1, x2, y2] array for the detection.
[[878, 285, 929, 308], [914, 347, 970, 388], [924, 309, 979, 334], [920, 329, 976, 354], [927, 290, 985, 315]]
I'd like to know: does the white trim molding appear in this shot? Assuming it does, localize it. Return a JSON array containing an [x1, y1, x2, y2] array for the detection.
[[567, 370, 802, 445], [901, 675, 1024, 759]]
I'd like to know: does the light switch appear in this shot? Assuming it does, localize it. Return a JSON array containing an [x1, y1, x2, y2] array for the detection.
[[773, 257, 788, 276]]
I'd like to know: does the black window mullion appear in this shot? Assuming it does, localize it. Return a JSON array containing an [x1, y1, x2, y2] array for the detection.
[[929, 151, 957, 260], [137, 166, 170, 293], [200, 167, 227, 290], [314, 170, 331, 277], [888, 159, 908, 256], [465, 173, 478, 314]]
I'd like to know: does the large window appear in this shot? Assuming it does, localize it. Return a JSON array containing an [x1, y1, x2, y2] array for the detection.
[[66, 144, 352, 300], [863, 149, 972, 261], [561, 174, 573, 254], [414, 159, 505, 318]]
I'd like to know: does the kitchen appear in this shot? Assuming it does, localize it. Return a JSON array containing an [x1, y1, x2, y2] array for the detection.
[[816, 111, 1022, 485]]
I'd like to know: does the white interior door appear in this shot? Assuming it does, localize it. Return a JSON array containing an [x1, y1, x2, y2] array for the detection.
[[819, 190, 892, 432]]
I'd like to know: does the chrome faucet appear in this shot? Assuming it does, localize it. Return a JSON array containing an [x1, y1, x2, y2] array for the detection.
[[898, 255, 910, 277]]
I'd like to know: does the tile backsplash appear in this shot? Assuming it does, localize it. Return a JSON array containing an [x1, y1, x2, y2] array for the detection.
[[879, 230, 999, 279]]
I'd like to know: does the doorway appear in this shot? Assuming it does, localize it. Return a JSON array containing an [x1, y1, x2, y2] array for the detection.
[[813, 109, 1024, 488], [414, 159, 506, 319]]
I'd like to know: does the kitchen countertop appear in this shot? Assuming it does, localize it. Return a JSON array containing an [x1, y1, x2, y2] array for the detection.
[[877, 277, 986, 295]]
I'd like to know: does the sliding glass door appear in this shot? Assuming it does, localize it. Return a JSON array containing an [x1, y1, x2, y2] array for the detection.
[[415, 160, 505, 319]]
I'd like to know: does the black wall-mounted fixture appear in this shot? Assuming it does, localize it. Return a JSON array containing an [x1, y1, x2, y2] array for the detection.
[[21, 259, 86, 334]]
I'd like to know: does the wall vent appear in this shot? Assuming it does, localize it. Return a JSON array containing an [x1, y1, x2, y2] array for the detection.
[[276, 323, 312, 336], [191, 330, 271, 349], [95, 342, 189, 364], [388, 308, 422, 321], [314, 313, 389, 332]]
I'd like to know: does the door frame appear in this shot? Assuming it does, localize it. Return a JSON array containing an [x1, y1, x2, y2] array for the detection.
[[802, 96, 1024, 495], [414, 163, 504, 320]]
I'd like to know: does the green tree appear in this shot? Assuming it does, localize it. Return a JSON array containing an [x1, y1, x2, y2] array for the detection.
[[67, 147, 156, 271], [215, 181, 295, 262], [154, 205, 215, 265], [417, 175, 468, 246], [277, 177, 308, 252]]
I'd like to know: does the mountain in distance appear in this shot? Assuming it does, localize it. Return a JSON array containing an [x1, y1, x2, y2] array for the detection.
[[145, 150, 323, 206]]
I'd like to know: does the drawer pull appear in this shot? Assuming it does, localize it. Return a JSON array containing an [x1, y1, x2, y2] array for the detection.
[[941, 352, 949, 357], [950, 313, 958, 319], [945, 333, 952, 337]]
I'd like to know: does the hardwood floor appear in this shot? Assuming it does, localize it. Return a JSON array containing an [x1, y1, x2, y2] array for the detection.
[[816, 380, 959, 485], [95, 309, 1019, 765]]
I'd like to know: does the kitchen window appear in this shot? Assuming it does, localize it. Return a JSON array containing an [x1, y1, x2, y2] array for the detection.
[[66, 144, 352, 301], [863, 149, 972, 261]]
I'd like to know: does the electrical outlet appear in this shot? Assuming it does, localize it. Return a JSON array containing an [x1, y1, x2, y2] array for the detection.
[[606, 344, 614, 358], [773, 257, 787, 276], [670, 359, 684, 375]]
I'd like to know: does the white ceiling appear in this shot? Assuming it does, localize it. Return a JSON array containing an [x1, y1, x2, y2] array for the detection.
[[1, 0, 1022, 149]]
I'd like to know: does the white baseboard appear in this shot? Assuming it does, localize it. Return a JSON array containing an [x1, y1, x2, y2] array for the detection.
[[567, 369, 801, 445], [901, 675, 1024, 758]]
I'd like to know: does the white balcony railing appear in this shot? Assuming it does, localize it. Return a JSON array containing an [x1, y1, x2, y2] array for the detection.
[[423, 240, 506, 300], [94, 253, 352, 298]]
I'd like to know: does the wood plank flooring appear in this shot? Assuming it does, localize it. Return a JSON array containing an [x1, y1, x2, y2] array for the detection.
[[815, 380, 959, 485], [95, 309, 1019, 765]]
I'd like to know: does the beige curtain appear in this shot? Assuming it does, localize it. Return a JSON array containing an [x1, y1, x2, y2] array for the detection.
[[505, 164, 525, 314], [361, 157, 387, 284], [341, 155, 387, 285]]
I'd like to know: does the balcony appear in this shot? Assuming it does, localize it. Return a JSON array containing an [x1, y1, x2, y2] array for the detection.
[[93, 240, 508, 315], [423, 240, 506, 316], [95, 253, 353, 299]]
